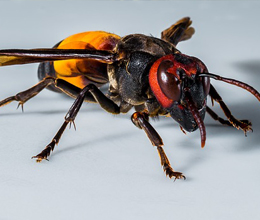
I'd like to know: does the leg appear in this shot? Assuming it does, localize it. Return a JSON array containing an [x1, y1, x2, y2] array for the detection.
[[0, 77, 101, 110], [131, 112, 185, 180], [209, 85, 252, 135], [206, 106, 251, 127], [0, 77, 55, 110], [32, 84, 120, 162]]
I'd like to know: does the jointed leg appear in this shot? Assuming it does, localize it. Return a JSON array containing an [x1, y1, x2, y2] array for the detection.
[[206, 106, 251, 127], [0, 76, 119, 161], [32, 121, 68, 162], [32, 84, 120, 162], [0, 77, 100, 110], [0, 77, 55, 110], [131, 112, 185, 180], [209, 85, 252, 134]]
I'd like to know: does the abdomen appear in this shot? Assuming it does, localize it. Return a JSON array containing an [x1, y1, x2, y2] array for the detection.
[[38, 31, 120, 90]]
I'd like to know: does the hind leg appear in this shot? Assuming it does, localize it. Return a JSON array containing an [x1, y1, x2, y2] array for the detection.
[[0, 77, 56, 111], [0, 77, 120, 161], [0, 77, 98, 110]]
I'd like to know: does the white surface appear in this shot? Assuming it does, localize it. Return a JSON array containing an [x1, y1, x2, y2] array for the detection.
[[0, 1, 260, 220]]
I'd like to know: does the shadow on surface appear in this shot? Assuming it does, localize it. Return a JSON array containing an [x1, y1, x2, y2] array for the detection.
[[51, 130, 136, 157], [233, 60, 260, 76]]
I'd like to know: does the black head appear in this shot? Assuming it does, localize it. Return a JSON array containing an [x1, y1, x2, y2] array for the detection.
[[149, 53, 260, 148], [149, 53, 210, 147]]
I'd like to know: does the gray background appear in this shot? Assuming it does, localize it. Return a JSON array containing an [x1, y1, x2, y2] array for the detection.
[[0, 1, 260, 220]]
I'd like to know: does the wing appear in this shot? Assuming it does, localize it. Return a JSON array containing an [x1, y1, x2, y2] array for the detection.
[[0, 31, 121, 90], [161, 17, 195, 46], [0, 48, 116, 66]]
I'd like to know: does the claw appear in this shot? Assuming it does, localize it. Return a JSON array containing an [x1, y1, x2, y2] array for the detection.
[[172, 172, 186, 181], [240, 123, 253, 137], [163, 164, 186, 180], [31, 155, 49, 163], [17, 102, 24, 112], [230, 119, 253, 136], [31, 141, 55, 163], [69, 120, 76, 130]]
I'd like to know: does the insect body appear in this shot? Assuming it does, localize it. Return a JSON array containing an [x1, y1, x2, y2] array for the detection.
[[0, 17, 259, 180]]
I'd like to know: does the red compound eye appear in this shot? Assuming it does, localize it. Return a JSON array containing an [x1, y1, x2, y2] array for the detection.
[[157, 60, 181, 102], [200, 76, 210, 96], [149, 54, 181, 109]]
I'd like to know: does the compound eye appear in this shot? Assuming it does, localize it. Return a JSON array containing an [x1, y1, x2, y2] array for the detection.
[[157, 60, 181, 102], [200, 76, 210, 96]]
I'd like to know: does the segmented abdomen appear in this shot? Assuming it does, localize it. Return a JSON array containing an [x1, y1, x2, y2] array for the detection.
[[38, 31, 120, 89]]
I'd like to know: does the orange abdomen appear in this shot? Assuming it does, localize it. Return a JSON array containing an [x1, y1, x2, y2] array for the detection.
[[39, 31, 120, 89]]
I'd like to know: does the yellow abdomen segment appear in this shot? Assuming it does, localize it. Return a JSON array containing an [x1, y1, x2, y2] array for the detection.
[[53, 31, 120, 88]]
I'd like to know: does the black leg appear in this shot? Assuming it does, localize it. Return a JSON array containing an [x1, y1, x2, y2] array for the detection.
[[0, 77, 101, 110], [32, 84, 120, 162], [209, 85, 252, 135], [206, 106, 251, 127], [0, 77, 55, 110], [32, 121, 69, 162], [55, 79, 96, 103], [131, 112, 185, 180]]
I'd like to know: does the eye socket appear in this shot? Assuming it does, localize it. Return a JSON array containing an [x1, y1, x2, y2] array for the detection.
[[157, 60, 181, 102], [200, 76, 210, 96]]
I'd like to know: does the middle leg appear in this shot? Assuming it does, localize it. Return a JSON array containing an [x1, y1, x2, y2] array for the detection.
[[32, 83, 120, 162]]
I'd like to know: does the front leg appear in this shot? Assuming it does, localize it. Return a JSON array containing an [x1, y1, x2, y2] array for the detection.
[[209, 85, 252, 135], [206, 106, 252, 128], [131, 112, 185, 180]]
